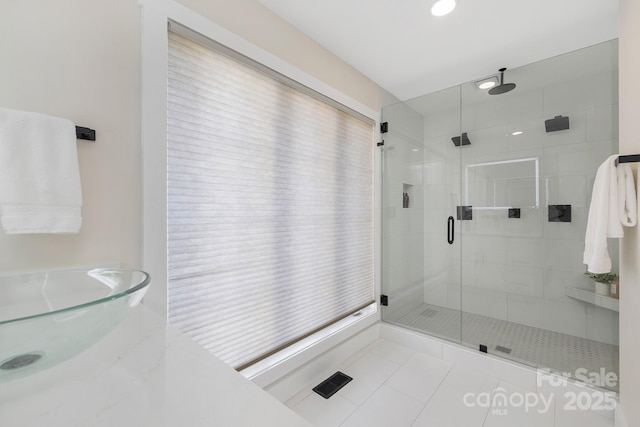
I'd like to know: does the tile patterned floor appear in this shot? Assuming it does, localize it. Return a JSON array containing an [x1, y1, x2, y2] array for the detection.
[[394, 303, 619, 392], [285, 339, 615, 427]]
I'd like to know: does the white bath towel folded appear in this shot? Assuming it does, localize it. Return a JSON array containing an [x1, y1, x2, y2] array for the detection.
[[583, 154, 637, 273], [0, 108, 82, 233]]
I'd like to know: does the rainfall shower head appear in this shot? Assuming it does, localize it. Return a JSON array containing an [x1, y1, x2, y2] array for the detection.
[[488, 68, 516, 95]]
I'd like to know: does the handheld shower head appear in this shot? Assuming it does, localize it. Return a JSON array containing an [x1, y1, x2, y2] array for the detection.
[[488, 68, 516, 95]]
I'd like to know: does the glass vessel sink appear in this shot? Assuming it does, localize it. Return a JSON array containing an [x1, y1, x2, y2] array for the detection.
[[0, 268, 150, 382]]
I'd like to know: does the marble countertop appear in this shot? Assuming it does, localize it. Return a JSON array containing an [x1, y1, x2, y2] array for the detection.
[[0, 305, 311, 426]]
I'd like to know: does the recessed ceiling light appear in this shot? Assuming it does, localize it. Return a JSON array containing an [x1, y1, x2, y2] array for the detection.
[[474, 76, 499, 90], [512, 131, 523, 136], [412, 149, 419, 152], [431, 0, 457, 16]]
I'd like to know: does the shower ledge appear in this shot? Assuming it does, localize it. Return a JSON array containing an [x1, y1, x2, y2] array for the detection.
[[566, 286, 619, 312]]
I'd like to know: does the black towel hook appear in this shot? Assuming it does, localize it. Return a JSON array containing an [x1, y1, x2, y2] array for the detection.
[[75, 126, 96, 141]]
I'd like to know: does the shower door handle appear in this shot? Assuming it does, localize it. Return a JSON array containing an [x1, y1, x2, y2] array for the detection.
[[447, 216, 454, 244]]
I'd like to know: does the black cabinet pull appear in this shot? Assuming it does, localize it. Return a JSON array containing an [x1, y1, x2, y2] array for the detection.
[[447, 216, 454, 244]]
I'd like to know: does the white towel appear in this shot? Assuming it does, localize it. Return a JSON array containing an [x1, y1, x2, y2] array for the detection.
[[583, 154, 637, 273], [0, 108, 82, 233], [618, 160, 637, 227]]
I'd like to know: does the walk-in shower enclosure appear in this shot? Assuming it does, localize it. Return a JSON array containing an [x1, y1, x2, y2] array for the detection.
[[381, 40, 619, 391]]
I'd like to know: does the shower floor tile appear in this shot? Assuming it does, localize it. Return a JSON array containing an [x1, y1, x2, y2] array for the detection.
[[393, 303, 619, 392]]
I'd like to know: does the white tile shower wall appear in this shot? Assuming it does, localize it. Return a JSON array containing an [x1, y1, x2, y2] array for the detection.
[[423, 279, 448, 307], [461, 286, 509, 320], [465, 88, 544, 131], [587, 105, 619, 142], [420, 68, 618, 345], [543, 270, 594, 302], [507, 237, 545, 266], [506, 265, 544, 297], [507, 294, 587, 338], [543, 72, 617, 115], [586, 306, 620, 346], [543, 142, 593, 176], [546, 175, 589, 207]]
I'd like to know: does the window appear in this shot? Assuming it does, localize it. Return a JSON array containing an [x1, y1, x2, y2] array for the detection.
[[167, 27, 375, 370]]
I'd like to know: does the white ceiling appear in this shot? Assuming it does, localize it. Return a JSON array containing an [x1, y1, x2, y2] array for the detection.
[[258, 0, 619, 101]]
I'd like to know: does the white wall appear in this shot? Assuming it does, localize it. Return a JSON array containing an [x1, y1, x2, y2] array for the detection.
[[618, 0, 640, 424], [0, 0, 394, 275], [0, 0, 142, 272]]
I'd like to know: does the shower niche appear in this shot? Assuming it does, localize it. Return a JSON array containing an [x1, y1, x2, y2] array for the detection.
[[380, 39, 619, 391], [402, 183, 413, 208], [463, 157, 539, 211]]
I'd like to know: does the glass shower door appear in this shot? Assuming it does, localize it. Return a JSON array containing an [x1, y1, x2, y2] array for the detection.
[[380, 40, 619, 393], [380, 86, 463, 344], [456, 74, 545, 366]]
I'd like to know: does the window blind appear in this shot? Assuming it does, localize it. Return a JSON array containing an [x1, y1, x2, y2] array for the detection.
[[167, 29, 375, 370]]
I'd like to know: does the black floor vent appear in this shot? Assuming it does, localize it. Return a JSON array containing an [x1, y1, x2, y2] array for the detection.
[[312, 371, 353, 399]]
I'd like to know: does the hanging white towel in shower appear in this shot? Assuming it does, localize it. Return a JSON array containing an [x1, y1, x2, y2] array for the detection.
[[618, 160, 637, 227], [0, 108, 82, 233], [583, 154, 637, 273]]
